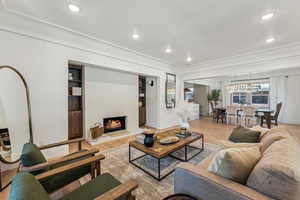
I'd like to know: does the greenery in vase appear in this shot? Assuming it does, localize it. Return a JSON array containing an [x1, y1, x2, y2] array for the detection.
[[207, 89, 221, 106]]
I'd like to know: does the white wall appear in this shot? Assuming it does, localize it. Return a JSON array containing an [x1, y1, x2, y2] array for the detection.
[[0, 9, 181, 158], [146, 77, 158, 128], [85, 66, 139, 137], [285, 75, 300, 124]]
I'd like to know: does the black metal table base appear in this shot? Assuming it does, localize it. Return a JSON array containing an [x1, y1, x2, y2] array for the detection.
[[129, 137, 204, 181]]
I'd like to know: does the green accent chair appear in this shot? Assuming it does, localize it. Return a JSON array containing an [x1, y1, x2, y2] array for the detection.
[[19, 138, 100, 193], [9, 172, 138, 200]]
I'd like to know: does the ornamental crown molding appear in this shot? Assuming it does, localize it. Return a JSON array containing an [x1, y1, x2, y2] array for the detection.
[[0, 0, 173, 69], [179, 42, 300, 74]]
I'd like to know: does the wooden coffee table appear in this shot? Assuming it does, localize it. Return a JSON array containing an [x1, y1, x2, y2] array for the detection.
[[129, 130, 204, 181]]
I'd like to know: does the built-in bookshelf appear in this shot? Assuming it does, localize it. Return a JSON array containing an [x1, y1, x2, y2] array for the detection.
[[68, 64, 84, 139], [139, 76, 146, 127]]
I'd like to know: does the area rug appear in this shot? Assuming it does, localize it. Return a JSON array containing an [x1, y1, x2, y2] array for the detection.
[[83, 141, 219, 200]]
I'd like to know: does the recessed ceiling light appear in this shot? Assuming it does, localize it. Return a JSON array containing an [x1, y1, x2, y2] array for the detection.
[[165, 47, 172, 54], [186, 57, 192, 63], [262, 12, 274, 21], [132, 33, 140, 40], [266, 37, 275, 43], [68, 4, 80, 13]]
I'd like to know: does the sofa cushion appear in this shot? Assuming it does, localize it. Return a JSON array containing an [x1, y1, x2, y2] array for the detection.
[[9, 172, 50, 200], [229, 127, 261, 143], [247, 138, 300, 200], [250, 126, 270, 139], [260, 127, 292, 152], [217, 140, 262, 150], [208, 146, 262, 184]]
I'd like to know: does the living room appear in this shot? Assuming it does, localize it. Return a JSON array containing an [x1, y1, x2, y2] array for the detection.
[[0, 1, 300, 200]]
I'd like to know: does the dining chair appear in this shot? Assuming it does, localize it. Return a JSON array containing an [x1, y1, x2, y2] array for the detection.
[[262, 102, 282, 127], [210, 101, 218, 121], [19, 138, 102, 193], [226, 105, 239, 126], [240, 106, 257, 127]]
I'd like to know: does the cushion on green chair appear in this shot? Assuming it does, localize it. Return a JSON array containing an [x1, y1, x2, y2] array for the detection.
[[229, 127, 261, 143], [61, 173, 127, 200], [40, 152, 92, 193], [9, 172, 51, 200]]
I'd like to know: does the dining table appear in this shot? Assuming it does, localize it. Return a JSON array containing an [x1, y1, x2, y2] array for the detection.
[[215, 107, 274, 129]]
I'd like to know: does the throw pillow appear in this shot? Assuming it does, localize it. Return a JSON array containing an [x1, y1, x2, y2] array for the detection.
[[250, 126, 270, 140], [217, 140, 262, 150], [229, 127, 261, 143], [208, 146, 262, 184]]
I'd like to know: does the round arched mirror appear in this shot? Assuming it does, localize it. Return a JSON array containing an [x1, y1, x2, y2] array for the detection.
[[0, 66, 33, 189]]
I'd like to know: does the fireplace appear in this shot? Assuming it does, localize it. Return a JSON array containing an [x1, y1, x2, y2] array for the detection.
[[103, 116, 126, 133]]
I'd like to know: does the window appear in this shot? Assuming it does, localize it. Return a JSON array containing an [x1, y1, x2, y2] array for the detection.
[[252, 91, 269, 106], [184, 87, 194, 102], [232, 92, 248, 104]]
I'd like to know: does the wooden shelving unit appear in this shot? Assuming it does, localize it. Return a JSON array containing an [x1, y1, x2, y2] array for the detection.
[[139, 76, 146, 127], [68, 64, 84, 139]]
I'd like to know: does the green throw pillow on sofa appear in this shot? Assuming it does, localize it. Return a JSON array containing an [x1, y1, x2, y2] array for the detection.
[[229, 127, 261, 143]]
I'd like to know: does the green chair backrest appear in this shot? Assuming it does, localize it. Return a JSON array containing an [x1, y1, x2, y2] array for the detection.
[[21, 143, 47, 166], [9, 172, 51, 200]]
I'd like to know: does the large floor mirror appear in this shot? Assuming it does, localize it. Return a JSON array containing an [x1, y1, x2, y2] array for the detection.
[[0, 66, 33, 190]]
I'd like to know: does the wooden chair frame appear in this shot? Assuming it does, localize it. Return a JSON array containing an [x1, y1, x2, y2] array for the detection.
[[19, 138, 102, 186], [33, 150, 138, 200]]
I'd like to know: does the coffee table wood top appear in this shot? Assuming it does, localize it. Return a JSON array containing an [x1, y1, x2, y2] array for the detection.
[[129, 129, 203, 158]]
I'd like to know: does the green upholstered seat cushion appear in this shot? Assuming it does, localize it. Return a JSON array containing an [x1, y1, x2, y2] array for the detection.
[[229, 127, 261, 143], [40, 151, 92, 193], [21, 143, 47, 166], [9, 172, 51, 200], [61, 173, 127, 200]]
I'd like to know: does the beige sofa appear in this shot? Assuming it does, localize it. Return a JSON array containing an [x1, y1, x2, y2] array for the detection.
[[174, 128, 300, 200]]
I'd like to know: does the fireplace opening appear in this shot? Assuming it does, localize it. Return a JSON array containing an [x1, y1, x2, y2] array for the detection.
[[103, 116, 126, 133]]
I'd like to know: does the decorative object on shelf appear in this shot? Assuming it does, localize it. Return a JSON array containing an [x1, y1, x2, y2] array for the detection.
[[71, 87, 82, 96], [166, 73, 176, 109], [68, 72, 73, 80], [159, 136, 180, 145], [90, 122, 104, 140], [143, 130, 155, 147]]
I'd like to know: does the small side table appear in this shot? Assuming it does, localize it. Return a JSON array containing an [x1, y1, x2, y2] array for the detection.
[[163, 193, 201, 200]]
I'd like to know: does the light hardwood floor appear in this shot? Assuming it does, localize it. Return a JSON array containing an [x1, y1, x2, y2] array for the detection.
[[1, 117, 299, 199]]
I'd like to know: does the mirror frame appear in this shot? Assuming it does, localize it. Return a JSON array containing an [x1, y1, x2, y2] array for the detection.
[[0, 66, 33, 161], [165, 73, 176, 109]]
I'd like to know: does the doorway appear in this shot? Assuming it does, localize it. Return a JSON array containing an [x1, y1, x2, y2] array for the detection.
[[139, 75, 158, 128]]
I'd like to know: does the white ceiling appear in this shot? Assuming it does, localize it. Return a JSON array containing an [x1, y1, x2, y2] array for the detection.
[[4, 0, 300, 67]]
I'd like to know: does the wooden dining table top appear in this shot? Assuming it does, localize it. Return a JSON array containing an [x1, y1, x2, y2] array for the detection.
[[216, 107, 273, 113]]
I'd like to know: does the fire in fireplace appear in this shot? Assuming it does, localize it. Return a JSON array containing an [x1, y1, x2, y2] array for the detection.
[[103, 116, 126, 133]]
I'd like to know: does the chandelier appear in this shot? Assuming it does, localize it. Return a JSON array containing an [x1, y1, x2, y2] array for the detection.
[[227, 79, 270, 93]]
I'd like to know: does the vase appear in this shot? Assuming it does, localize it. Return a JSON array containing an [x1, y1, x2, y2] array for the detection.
[[144, 133, 154, 147]]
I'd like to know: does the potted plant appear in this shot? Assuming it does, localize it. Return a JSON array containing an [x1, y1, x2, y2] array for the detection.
[[208, 89, 221, 107]]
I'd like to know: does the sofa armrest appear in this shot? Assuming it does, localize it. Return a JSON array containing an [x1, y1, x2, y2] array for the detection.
[[174, 163, 273, 200]]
